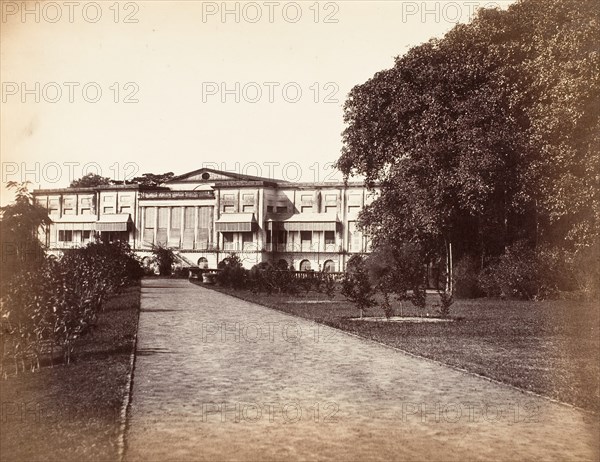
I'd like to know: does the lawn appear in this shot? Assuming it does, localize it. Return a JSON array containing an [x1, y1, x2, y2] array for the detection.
[[0, 284, 140, 462], [198, 281, 600, 414]]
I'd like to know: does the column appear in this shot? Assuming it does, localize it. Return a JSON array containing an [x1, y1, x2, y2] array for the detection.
[[180, 206, 185, 247], [153, 206, 158, 245], [139, 206, 145, 247], [194, 206, 199, 249], [166, 207, 171, 245]]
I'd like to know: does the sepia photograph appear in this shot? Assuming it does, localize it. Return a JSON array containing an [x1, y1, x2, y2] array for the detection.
[[1, 0, 598, 460]]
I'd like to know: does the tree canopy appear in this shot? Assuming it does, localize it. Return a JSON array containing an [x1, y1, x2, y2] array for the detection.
[[126, 172, 174, 187], [70, 173, 112, 188], [337, 0, 599, 263], [70, 172, 175, 188]]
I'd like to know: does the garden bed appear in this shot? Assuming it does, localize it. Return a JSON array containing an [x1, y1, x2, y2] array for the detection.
[[0, 285, 141, 461], [198, 281, 600, 414]]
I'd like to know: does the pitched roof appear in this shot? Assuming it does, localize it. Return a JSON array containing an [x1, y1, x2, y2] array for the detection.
[[167, 168, 287, 185]]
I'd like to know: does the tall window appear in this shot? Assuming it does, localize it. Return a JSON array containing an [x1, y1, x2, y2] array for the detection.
[[156, 208, 168, 245], [301, 231, 312, 251], [324, 194, 337, 213], [348, 222, 363, 252], [143, 208, 155, 245], [49, 199, 59, 215], [81, 198, 92, 215], [276, 230, 287, 251], [324, 231, 335, 250], [63, 198, 75, 215], [158, 208, 168, 228], [242, 232, 254, 251], [184, 207, 195, 229], [300, 194, 313, 213], [171, 208, 181, 230], [222, 194, 235, 213], [102, 195, 115, 214], [223, 232, 234, 251]]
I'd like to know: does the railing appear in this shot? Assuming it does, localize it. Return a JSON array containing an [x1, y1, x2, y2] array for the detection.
[[189, 268, 344, 279], [139, 191, 215, 200], [264, 243, 342, 253], [288, 270, 344, 280]]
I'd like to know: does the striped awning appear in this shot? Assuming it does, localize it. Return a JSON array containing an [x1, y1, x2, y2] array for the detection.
[[95, 214, 132, 232], [215, 213, 256, 232], [52, 215, 96, 231], [267, 213, 340, 231]]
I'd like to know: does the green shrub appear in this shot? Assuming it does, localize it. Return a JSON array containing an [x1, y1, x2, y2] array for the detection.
[[366, 242, 428, 310], [248, 261, 278, 294], [217, 253, 247, 289], [437, 290, 454, 317], [322, 273, 336, 299], [478, 241, 577, 300], [341, 254, 375, 318], [1, 241, 142, 373]]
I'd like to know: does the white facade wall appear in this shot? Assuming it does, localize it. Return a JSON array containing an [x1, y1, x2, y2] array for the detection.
[[34, 169, 376, 270]]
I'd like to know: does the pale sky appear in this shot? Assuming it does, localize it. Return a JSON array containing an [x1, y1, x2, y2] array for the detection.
[[1, 0, 513, 204]]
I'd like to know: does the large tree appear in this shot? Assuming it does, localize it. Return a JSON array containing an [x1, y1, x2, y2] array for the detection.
[[0, 182, 50, 280], [337, 0, 599, 266]]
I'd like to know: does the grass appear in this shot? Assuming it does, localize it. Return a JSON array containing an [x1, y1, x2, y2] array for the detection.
[[0, 284, 141, 462], [198, 281, 600, 414]]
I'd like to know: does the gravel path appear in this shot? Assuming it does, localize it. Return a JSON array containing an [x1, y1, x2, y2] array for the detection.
[[124, 279, 599, 461]]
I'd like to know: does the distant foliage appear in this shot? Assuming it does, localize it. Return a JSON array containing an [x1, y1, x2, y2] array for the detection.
[[452, 256, 484, 299], [477, 241, 579, 300], [70, 173, 112, 188], [126, 172, 175, 187]]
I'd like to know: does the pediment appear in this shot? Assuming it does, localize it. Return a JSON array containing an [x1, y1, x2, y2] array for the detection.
[[167, 168, 283, 184]]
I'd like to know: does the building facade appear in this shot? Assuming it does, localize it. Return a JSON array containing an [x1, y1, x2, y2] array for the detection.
[[33, 168, 376, 271]]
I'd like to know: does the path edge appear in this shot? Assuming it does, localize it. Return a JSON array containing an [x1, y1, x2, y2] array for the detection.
[[117, 284, 142, 462]]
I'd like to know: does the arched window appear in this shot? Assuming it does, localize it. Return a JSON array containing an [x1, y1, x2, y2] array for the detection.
[[276, 259, 288, 270], [299, 259, 311, 271], [323, 260, 335, 272], [197, 257, 209, 269]]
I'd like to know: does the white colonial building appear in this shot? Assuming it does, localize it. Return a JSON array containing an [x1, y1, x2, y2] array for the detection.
[[33, 168, 376, 271]]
